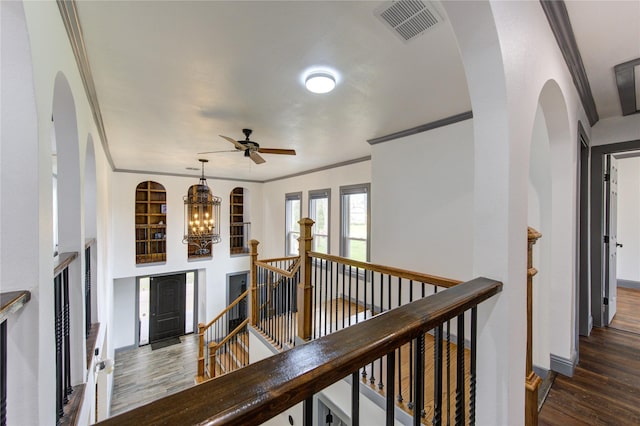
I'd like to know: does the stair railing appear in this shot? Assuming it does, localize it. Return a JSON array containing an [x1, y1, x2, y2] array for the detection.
[[207, 318, 250, 379], [197, 289, 249, 381], [99, 276, 503, 426], [250, 240, 301, 349]]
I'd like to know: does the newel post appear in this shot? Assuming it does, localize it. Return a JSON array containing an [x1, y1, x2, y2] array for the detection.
[[197, 323, 205, 378], [525, 227, 542, 426], [297, 218, 315, 341], [249, 239, 260, 326]]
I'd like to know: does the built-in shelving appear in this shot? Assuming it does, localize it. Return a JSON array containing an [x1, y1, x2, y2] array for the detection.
[[135, 181, 167, 264]]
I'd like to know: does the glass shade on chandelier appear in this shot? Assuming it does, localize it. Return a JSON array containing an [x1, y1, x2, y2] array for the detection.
[[183, 159, 221, 256]]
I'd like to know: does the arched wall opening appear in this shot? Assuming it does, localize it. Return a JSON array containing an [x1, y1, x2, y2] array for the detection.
[[84, 135, 98, 327], [84, 136, 97, 240], [52, 71, 85, 385], [528, 103, 552, 373], [441, 3, 522, 424], [52, 72, 82, 254], [537, 79, 575, 367], [1, 1, 49, 423]]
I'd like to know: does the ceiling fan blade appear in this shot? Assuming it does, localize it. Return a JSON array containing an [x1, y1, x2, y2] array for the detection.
[[219, 135, 246, 150], [257, 148, 297, 155], [249, 151, 266, 164], [197, 150, 238, 154]]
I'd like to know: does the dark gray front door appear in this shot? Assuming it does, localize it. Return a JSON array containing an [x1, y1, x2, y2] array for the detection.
[[150, 273, 186, 342], [604, 155, 618, 325]]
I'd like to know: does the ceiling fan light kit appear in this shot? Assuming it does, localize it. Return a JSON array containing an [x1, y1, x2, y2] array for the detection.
[[200, 129, 296, 165], [305, 72, 336, 94]]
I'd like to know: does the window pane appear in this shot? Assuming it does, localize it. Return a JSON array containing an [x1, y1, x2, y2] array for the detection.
[[310, 195, 329, 253], [285, 194, 301, 256], [346, 238, 367, 262], [340, 185, 369, 261], [347, 193, 367, 238]]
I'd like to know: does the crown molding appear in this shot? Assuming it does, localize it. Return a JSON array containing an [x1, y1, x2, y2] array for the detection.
[[367, 111, 473, 145], [540, 0, 599, 126], [57, 0, 115, 170]]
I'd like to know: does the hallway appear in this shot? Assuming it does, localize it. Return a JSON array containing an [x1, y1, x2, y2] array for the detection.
[[539, 304, 640, 424]]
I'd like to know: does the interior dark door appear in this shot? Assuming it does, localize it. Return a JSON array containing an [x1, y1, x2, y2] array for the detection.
[[227, 273, 247, 331], [150, 273, 186, 342], [604, 155, 618, 325]]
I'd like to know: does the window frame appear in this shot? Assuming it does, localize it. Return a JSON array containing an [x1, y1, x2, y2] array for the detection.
[[339, 183, 371, 262], [308, 188, 331, 254], [285, 192, 302, 256]]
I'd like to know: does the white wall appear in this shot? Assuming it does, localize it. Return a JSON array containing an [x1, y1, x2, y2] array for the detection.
[[371, 119, 474, 281], [442, 1, 590, 423], [6, 1, 118, 423], [110, 172, 264, 329], [528, 104, 552, 371], [261, 161, 371, 258], [616, 157, 640, 282], [113, 277, 137, 349]]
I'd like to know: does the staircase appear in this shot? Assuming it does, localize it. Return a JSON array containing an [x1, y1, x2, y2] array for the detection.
[[213, 331, 249, 376], [197, 291, 250, 382]]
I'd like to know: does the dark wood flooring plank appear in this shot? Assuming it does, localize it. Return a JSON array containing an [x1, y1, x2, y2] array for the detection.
[[540, 288, 640, 425]]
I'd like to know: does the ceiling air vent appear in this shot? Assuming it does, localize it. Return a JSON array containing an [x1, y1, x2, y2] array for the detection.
[[375, 0, 442, 43]]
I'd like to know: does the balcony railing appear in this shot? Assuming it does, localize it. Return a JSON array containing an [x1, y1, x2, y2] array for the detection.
[[98, 276, 501, 426]]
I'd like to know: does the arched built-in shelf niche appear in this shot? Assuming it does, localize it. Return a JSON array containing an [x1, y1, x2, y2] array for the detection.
[[135, 181, 167, 264]]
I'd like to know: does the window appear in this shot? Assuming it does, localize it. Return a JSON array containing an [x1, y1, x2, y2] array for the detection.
[[285, 192, 302, 256], [340, 184, 370, 262], [309, 189, 330, 254]]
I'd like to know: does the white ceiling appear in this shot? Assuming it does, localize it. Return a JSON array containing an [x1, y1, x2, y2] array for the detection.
[[75, 1, 639, 182], [76, 1, 470, 181], [565, 0, 640, 119]]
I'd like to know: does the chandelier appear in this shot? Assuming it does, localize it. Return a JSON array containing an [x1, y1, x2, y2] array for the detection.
[[183, 159, 221, 256]]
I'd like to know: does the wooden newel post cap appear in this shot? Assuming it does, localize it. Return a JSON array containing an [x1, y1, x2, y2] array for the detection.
[[527, 227, 542, 242]]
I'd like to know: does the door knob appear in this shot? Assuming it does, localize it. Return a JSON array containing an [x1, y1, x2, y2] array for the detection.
[[616, 243, 623, 248]]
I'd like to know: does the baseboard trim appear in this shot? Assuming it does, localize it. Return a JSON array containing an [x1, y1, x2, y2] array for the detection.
[[533, 365, 549, 380], [618, 279, 640, 289], [550, 351, 577, 377]]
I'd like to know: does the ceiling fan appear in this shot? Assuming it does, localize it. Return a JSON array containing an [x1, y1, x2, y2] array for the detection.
[[198, 129, 296, 164]]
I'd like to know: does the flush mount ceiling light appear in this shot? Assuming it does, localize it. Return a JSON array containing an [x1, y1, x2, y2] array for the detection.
[[305, 72, 336, 94]]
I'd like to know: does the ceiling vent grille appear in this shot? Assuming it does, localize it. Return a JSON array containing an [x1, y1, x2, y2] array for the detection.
[[375, 0, 442, 43]]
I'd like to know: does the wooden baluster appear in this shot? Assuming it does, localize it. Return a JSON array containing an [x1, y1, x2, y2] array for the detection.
[[249, 240, 259, 326], [525, 227, 542, 426], [297, 218, 314, 341], [208, 342, 217, 378], [197, 323, 205, 378]]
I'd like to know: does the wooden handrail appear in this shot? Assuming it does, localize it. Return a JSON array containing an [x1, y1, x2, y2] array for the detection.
[[0, 291, 31, 324], [254, 257, 301, 280], [258, 256, 299, 263], [54, 252, 78, 276], [203, 290, 250, 330], [309, 251, 462, 288], [214, 318, 250, 350], [99, 277, 502, 426]]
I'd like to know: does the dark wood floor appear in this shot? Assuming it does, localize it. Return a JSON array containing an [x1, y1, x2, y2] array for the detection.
[[610, 287, 640, 335], [539, 326, 640, 425]]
